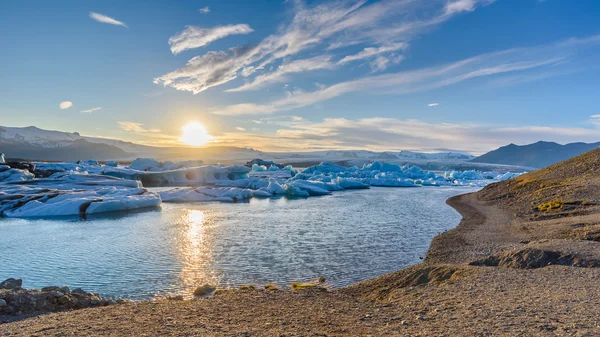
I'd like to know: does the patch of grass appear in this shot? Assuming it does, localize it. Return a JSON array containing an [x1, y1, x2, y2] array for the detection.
[[537, 200, 564, 212], [263, 284, 278, 291], [238, 284, 257, 291], [291, 282, 327, 292]]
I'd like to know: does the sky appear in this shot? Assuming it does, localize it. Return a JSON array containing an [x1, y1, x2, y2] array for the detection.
[[1, 0, 600, 154]]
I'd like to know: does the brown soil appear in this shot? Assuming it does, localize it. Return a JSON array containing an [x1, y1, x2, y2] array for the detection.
[[6, 150, 600, 336]]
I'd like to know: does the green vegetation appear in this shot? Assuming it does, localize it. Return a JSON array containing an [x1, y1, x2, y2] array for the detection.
[[238, 284, 257, 291]]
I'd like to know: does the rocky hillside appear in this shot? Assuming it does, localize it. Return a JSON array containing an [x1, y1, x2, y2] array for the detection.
[[479, 147, 600, 220]]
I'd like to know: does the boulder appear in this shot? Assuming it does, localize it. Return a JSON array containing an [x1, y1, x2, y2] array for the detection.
[[0, 278, 22, 289]]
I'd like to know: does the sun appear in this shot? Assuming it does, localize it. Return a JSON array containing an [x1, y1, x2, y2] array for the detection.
[[180, 122, 212, 146]]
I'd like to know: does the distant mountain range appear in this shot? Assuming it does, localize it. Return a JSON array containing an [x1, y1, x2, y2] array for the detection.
[[0, 126, 262, 162], [0, 125, 477, 163], [471, 141, 600, 168]]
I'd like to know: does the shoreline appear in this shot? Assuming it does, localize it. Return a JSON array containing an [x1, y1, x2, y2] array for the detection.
[[4, 189, 600, 335]]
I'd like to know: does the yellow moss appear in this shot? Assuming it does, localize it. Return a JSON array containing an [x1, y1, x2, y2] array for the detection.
[[238, 284, 257, 291], [291, 282, 327, 291], [537, 200, 563, 212]]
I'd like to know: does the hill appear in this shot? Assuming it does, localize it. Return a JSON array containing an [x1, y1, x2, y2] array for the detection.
[[471, 140, 600, 168]]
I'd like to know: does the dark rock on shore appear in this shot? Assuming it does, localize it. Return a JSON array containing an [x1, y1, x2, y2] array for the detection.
[[0, 278, 118, 317]]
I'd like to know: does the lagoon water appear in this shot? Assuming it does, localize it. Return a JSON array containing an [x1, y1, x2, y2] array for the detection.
[[0, 186, 476, 300]]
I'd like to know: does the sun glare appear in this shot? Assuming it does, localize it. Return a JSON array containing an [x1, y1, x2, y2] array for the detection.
[[180, 122, 212, 146]]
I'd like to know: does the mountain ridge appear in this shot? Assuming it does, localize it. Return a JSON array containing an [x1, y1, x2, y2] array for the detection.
[[471, 140, 600, 168]]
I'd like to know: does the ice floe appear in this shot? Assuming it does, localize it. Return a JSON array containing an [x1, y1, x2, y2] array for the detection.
[[0, 158, 526, 218]]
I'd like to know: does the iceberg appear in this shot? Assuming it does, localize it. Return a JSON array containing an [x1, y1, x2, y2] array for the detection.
[[0, 166, 35, 182], [0, 175, 161, 218], [159, 187, 255, 203], [0, 157, 527, 218]]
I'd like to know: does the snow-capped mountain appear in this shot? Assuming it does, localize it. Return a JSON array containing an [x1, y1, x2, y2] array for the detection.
[[0, 125, 263, 162]]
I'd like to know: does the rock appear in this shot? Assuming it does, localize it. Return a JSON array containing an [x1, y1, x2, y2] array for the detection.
[[401, 320, 409, 326], [60, 286, 70, 294], [41, 286, 61, 292], [193, 284, 216, 297], [52, 291, 65, 298], [0, 278, 23, 289], [71, 288, 88, 295], [57, 296, 70, 305], [0, 299, 6, 307]]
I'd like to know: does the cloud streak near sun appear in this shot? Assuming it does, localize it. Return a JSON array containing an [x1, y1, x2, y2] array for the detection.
[[89, 12, 128, 28]]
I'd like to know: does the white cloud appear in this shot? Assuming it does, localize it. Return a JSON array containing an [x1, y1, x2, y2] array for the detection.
[[118, 121, 160, 133], [59, 101, 73, 109], [81, 107, 102, 113], [169, 24, 254, 55], [156, 0, 494, 94], [212, 35, 600, 115], [428, 103, 439, 107], [199, 6, 210, 14], [235, 127, 246, 131], [227, 55, 335, 92], [89, 12, 128, 28], [337, 43, 407, 65], [242, 116, 600, 153]]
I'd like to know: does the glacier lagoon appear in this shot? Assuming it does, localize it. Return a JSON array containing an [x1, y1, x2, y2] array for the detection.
[[0, 186, 475, 300]]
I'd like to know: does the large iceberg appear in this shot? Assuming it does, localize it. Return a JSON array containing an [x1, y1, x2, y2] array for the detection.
[[0, 176, 160, 218]]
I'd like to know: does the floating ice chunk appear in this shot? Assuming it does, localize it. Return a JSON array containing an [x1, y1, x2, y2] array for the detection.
[[268, 165, 280, 171], [301, 162, 352, 175], [364, 178, 420, 187], [267, 179, 286, 195], [0, 153, 4, 164], [104, 165, 251, 187], [286, 180, 332, 196], [363, 162, 402, 172], [159, 187, 255, 203], [252, 164, 267, 172], [445, 170, 483, 181], [0, 166, 35, 182], [0, 186, 160, 218], [129, 158, 161, 171], [283, 185, 310, 198], [336, 177, 370, 189], [105, 161, 119, 167]]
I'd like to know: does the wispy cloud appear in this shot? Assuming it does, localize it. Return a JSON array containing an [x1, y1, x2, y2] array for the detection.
[[118, 121, 160, 133], [337, 43, 407, 65], [81, 107, 102, 113], [212, 35, 600, 115], [59, 101, 73, 109], [199, 6, 210, 14], [428, 103, 439, 107], [155, 0, 495, 94], [89, 12, 128, 28], [227, 55, 335, 92], [235, 127, 246, 131], [168, 24, 254, 55], [217, 116, 600, 153]]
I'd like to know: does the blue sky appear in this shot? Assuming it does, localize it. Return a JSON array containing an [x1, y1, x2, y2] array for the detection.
[[1, 0, 599, 153]]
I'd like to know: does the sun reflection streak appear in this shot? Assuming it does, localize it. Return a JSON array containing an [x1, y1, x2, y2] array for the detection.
[[175, 209, 221, 297]]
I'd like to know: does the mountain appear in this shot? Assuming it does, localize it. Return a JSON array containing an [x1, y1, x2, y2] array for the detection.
[[471, 141, 600, 168], [0, 125, 262, 162]]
